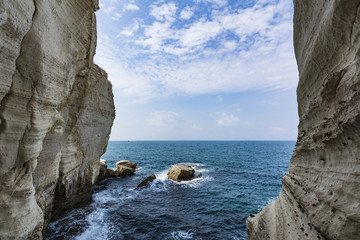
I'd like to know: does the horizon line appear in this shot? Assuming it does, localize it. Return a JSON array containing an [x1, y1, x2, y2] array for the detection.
[[108, 139, 297, 142]]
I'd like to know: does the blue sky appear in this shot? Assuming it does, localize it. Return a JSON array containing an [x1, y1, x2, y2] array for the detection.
[[95, 0, 299, 140]]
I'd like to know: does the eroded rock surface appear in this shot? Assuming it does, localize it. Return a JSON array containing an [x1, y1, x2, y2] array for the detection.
[[0, 1, 115, 239], [247, 1, 360, 239]]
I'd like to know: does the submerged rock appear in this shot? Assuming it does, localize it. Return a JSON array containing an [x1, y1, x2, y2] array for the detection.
[[135, 174, 156, 190], [116, 160, 137, 170], [167, 165, 195, 182]]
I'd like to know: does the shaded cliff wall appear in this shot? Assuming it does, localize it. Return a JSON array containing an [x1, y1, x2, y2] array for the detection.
[[0, 0, 115, 239], [247, 1, 360, 239]]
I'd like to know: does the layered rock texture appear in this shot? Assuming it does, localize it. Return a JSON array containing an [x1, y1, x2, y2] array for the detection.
[[0, 1, 115, 239], [247, 0, 360, 239]]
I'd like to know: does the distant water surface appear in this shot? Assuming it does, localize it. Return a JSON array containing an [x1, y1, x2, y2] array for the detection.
[[46, 141, 295, 240]]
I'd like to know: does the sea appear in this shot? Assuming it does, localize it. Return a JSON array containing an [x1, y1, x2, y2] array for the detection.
[[46, 141, 295, 240]]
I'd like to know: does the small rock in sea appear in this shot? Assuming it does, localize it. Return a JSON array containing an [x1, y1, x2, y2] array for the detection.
[[116, 160, 137, 170], [135, 174, 156, 190], [167, 164, 195, 182]]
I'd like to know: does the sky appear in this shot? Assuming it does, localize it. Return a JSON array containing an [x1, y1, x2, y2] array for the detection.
[[95, 0, 299, 140]]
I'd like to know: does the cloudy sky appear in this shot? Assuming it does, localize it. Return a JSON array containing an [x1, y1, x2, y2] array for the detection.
[[95, 0, 299, 140]]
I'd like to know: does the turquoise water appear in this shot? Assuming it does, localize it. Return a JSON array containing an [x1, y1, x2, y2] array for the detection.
[[46, 141, 295, 239]]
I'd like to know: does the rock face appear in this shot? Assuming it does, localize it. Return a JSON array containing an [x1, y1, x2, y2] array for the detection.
[[167, 165, 195, 182], [247, 1, 360, 239], [0, 1, 114, 239]]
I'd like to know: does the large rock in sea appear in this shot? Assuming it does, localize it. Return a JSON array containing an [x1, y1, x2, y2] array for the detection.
[[167, 165, 195, 182], [0, 1, 114, 239], [116, 160, 137, 170], [135, 174, 157, 190], [98, 160, 136, 180], [247, 1, 360, 239]]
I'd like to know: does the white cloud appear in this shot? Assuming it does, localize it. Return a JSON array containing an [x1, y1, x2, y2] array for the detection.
[[124, 4, 140, 11], [119, 20, 140, 36], [148, 111, 184, 127], [135, 21, 173, 51], [95, 33, 160, 102], [229, 103, 242, 113], [197, 0, 228, 7], [260, 100, 279, 105], [150, 2, 177, 22], [95, 0, 298, 101], [103, 6, 115, 13], [112, 12, 121, 21], [180, 6, 194, 20], [147, 111, 201, 129], [216, 112, 239, 126], [180, 19, 223, 48]]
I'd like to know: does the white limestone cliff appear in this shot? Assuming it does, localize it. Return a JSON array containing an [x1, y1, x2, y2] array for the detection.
[[0, 0, 115, 239], [247, 1, 360, 239]]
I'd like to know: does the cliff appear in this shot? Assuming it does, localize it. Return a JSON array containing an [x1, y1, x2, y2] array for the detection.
[[0, 1, 115, 239], [247, 0, 360, 239]]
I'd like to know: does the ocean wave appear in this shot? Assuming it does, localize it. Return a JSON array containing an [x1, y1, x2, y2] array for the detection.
[[171, 230, 194, 240], [75, 208, 109, 240]]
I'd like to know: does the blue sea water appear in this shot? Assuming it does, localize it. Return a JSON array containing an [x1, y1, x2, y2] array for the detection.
[[46, 141, 295, 240]]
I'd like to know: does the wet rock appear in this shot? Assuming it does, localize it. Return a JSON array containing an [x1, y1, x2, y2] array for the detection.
[[116, 165, 135, 176], [116, 160, 137, 170], [135, 174, 156, 190], [167, 165, 195, 182], [98, 159, 108, 181], [98, 160, 136, 180]]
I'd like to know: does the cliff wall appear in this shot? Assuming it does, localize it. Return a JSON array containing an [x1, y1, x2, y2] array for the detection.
[[247, 0, 360, 239], [0, 1, 115, 239]]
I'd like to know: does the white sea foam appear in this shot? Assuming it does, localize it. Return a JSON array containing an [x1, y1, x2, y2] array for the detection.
[[156, 168, 170, 181], [152, 163, 214, 189], [92, 190, 118, 205], [75, 208, 109, 240], [171, 230, 194, 240], [267, 196, 277, 205]]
